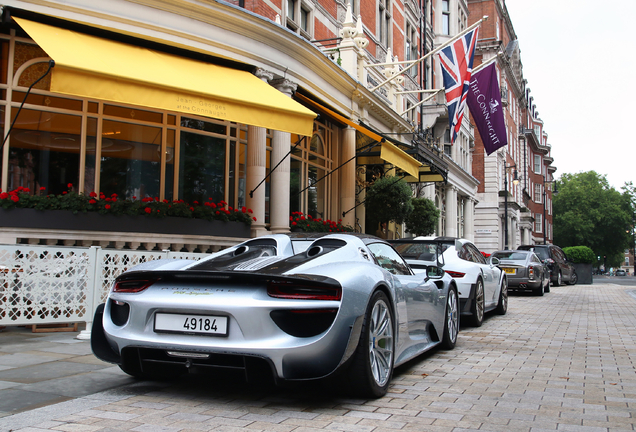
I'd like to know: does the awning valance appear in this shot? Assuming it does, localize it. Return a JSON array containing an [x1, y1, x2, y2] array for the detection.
[[14, 18, 316, 136], [295, 94, 421, 177]]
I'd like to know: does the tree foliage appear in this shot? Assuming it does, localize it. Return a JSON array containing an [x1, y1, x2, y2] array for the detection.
[[404, 197, 439, 236], [553, 171, 631, 267], [364, 176, 413, 226]]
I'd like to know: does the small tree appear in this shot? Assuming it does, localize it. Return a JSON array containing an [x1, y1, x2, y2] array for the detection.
[[404, 197, 439, 236], [365, 176, 413, 232]]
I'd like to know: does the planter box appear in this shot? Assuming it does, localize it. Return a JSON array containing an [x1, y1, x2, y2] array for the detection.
[[0, 208, 250, 238], [573, 263, 593, 285]]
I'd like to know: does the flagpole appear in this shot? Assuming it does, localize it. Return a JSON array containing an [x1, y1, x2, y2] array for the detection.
[[399, 89, 444, 115], [471, 52, 501, 75], [369, 15, 488, 92]]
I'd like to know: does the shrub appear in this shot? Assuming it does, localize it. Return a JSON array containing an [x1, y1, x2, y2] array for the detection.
[[404, 197, 439, 237], [289, 211, 353, 232], [0, 185, 254, 225], [562, 246, 596, 264], [364, 176, 413, 226]]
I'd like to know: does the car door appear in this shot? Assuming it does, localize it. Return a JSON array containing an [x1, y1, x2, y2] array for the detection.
[[367, 242, 441, 347], [466, 242, 499, 305]]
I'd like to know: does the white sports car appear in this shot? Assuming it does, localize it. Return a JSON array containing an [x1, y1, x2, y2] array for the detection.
[[391, 237, 507, 326]]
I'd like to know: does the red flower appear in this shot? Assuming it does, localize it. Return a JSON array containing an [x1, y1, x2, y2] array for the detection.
[[67, 183, 73, 188], [241, 206, 247, 213], [11, 194, 18, 203], [248, 209, 253, 214], [40, 187, 46, 191], [211, 203, 217, 208], [215, 211, 220, 215], [89, 199, 97, 204], [145, 207, 151, 214], [190, 207, 194, 211], [105, 198, 112, 202], [89, 191, 97, 197], [194, 201, 199, 205], [292, 221, 297, 226], [133, 196, 137, 200], [252, 217, 257, 221], [105, 204, 111, 209], [62, 191, 67, 195], [111, 193, 118, 198]]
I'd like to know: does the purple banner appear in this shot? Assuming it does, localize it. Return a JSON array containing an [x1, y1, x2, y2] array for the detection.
[[466, 62, 507, 155]]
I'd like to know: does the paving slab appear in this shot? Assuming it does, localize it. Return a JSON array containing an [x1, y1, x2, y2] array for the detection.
[[0, 283, 636, 431]]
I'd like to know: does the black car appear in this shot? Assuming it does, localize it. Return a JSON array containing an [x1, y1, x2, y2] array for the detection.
[[517, 244, 577, 286]]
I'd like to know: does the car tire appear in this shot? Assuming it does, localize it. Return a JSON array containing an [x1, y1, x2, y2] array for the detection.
[[553, 271, 562, 287], [441, 287, 459, 350], [567, 271, 578, 285], [535, 282, 544, 296], [544, 276, 550, 293], [348, 290, 394, 398], [468, 278, 485, 327], [495, 277, 507, 315]]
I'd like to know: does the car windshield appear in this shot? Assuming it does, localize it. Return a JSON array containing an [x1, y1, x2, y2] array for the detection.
[[493, 251, 528, 261], [392, 241, 450, 262], [521, 247, 549, 261]]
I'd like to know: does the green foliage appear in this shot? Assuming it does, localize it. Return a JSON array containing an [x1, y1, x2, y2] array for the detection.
[[0, 185, 253, 225], [553, 171, 631, 268], [404, 197, 439, 237], [290, 211, 353, 232], [562, 246, 596, 264], [364, 176, 414, 225]]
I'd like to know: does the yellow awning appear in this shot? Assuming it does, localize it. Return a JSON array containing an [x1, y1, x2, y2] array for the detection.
[[14, 18, 316, 136], [295, 94, 421, 177], [379, 143, 421, 178], [403, 165, 447, 183]]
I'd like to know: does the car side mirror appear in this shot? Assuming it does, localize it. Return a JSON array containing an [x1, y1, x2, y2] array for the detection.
[[489, 257, 500, 265], [426, 265, 445, 279]]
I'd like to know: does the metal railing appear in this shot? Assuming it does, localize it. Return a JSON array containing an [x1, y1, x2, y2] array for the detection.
[[0, 245, 210, 338]]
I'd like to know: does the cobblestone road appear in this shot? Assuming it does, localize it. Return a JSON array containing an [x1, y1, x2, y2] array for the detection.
[[1, 283, 635, 432]]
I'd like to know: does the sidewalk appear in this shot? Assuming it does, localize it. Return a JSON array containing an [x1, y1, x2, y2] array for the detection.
[[0, 325, 134, 417], [0, 283, 635, 432]]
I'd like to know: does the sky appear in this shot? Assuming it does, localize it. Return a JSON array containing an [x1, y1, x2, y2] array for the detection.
[[504, 0, 636, 190]]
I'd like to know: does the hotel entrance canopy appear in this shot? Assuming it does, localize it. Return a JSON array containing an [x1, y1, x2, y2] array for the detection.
[[14, 18, 316, 137], [295, 93, 422, 178]]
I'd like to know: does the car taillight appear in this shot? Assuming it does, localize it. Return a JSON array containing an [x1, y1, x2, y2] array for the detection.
[[112, 278, 158, 293], [267, 280, 342, 301], [529, 267, 534, 278], [445, 270, 465, 278]]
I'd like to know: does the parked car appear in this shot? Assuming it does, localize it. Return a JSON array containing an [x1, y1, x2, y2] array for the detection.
[[517, 244, 577, 286], [616, 269, 627, 276], [91, 233, 459, 398], [391, 237, 507, 327], [491, 250, 550, 296]]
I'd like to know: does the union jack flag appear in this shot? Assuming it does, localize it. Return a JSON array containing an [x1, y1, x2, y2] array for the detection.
[[439, 27, 479, 144]]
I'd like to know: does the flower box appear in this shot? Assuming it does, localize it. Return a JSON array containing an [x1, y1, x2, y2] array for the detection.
[[0, 208, 250, 238]]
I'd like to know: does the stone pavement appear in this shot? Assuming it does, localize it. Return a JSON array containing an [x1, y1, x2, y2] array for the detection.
[[0, 282, 635, 432]]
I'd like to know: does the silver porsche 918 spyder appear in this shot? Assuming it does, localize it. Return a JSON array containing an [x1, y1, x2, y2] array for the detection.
[[91, 233, 459, 398]]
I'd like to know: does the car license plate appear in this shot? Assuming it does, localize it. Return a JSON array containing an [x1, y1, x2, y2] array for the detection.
[[502, 268, 516, 275], [154, 313, 228, 336]]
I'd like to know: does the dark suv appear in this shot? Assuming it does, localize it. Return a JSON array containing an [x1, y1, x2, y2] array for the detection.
[[517, 245, 577, 286]]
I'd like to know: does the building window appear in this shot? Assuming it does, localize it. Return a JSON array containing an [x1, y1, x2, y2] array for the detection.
[[442, 0, 450, 35], [287, 0, 311, 38], [534, 124, 541, 138], [533, 154, 542, 174], [534, 183, 542, 204], [535, 213, 543, 233], [348, 0, 357, 15], [405, 22, 418, 77], [290, 122, 333, 221], [379, 0, 391, 47]]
